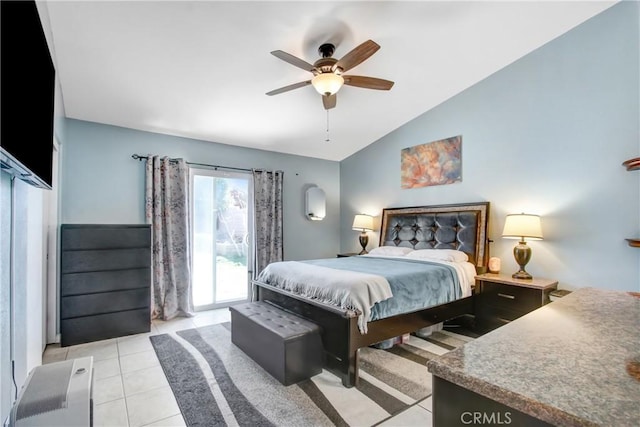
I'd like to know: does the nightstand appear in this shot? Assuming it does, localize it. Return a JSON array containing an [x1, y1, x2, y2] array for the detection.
[[475, 273, 558, 332], [336, 252, 358, 258]]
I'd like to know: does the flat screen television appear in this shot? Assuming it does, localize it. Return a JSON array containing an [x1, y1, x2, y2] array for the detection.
[[0, 0, 55, 189]]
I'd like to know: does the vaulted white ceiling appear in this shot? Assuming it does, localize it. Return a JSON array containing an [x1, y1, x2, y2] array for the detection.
[[44, 1, 616, 161]]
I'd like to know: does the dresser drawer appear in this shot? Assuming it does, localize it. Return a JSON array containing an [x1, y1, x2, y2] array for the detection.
[[61, 308, 150, 347], [61, 268, 151, 296], [61, 248, 151, 273], [61, 288, 150, 319], [479, 282, 542, 314], [61, 225, 151, 250]]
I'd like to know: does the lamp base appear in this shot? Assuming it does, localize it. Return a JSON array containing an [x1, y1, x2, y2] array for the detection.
[[512, 240, 533, 280], [358, 233, 369, 255], [512, 270, 533, 280]]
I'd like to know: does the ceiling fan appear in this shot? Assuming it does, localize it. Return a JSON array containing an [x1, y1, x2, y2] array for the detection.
[[266, 40, 394, 110]]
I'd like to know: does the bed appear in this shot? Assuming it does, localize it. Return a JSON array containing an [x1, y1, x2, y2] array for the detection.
[[253, 202, 490, 387]]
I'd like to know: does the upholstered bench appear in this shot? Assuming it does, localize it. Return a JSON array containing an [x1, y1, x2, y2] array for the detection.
[[230, 301, 323, 385]]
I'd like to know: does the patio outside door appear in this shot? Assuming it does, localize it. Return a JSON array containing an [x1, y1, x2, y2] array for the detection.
[[191, 168, 252, 310]]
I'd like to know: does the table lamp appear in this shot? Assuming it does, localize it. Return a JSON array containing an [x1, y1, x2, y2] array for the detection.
[[352, 214, 374, 255], [502, 213, 543, 279]]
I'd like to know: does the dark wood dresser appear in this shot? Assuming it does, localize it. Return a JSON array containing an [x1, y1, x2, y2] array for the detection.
[[60, 224, 151, 346]]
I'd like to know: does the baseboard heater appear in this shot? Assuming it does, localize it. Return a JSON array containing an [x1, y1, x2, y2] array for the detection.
[[8, 357, 93, 427]]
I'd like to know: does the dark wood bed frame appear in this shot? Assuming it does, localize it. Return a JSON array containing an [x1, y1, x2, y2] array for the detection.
[[254, 202, 490, 387]]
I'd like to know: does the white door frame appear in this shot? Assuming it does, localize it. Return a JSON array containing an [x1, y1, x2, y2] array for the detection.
[[46, 139, 60, 343], [189, 167, 253, 311]]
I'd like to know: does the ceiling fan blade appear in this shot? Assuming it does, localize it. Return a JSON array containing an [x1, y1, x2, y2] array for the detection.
[[271, 50, 318, 73], [343, 75, 394, 90], [333, 40, 380, 73], [266, 80, 312, 96], [323, 94, 336, 110]]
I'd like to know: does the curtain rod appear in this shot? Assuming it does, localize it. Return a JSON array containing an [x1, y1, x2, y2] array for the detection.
[[131, 154, 254, 173]]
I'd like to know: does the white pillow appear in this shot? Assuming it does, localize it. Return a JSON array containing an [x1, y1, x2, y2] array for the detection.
[[368, 246, 414, 257], [405, 249, 469, 263]]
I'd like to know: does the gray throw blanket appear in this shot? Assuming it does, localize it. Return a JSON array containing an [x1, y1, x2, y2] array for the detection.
[[256, 260, 392, 333]]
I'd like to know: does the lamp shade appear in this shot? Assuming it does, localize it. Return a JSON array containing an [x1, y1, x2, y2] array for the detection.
[[312, 73, 344, 96], [352, 214, 374, 232], [502, 213, 543, 240]]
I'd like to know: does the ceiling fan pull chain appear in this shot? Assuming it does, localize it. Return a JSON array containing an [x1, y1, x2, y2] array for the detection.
[[325, 110, 330, 142]]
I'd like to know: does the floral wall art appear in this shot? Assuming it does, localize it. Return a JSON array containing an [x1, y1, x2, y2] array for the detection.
[[400, 135, 462, 189]]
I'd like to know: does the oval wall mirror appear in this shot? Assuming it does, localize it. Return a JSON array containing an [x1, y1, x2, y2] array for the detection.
[[305, 187, 326, 221]]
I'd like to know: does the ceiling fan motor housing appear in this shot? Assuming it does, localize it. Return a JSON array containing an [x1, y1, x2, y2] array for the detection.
[[318, 43, 336, 58], [316, 43, 340, 73]]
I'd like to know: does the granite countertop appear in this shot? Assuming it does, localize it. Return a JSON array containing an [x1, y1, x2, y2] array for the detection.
[[427, 287, 640, 427]]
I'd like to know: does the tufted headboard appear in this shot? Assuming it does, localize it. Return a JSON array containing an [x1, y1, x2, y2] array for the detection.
[[379, 202, 490, 269]]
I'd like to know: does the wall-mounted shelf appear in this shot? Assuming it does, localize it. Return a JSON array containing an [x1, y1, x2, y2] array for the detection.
[[622, 157, 640, 171], [625, 239, 640, 248], [623, 159, 639, 246]]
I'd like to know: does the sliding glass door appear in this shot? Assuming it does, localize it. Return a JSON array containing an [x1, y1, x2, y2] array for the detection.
[[191, 168, 252, 310]]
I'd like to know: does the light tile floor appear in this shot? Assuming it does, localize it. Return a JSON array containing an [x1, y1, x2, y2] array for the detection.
[[43, 308, 434, 427]]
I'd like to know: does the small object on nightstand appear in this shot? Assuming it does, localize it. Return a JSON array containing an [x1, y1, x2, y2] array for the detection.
[[488, 257, 501, 273]]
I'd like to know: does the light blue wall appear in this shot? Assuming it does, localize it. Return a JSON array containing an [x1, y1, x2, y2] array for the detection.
[[340, 2, 640, 292], [61, 119, 341, 261]]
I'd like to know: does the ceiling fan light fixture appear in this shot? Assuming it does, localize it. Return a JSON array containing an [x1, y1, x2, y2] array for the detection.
[[311, 73, 344, 96]]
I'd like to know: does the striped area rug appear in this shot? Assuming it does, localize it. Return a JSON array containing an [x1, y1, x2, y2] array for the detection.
[[150, 323, 473, 427]]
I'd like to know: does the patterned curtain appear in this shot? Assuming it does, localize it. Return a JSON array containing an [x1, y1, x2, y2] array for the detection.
[[252, 170, 284, 278], [145, 156, 193, 320]]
